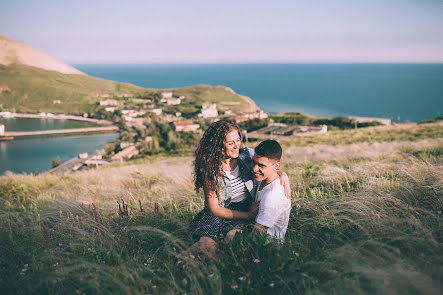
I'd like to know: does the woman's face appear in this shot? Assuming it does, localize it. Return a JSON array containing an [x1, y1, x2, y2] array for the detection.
[[224, 129, 241, 159]]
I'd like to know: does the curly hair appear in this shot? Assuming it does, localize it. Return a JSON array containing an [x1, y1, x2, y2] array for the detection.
[[194, 119, 242, 195]]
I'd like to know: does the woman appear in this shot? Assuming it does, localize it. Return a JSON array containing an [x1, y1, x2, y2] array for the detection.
[[189, 119, 289, 257]]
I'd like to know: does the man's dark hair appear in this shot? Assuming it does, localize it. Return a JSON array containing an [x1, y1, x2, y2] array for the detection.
[[255, 140, 282, 161]]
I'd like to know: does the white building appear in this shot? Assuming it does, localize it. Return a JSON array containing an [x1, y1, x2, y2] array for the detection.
[[162, 92, 173, 98], [100, 99, 118, 106], [146, 108, 162, 116], [174, 121, 200, 132], [167, 98, 181, 105], [199, 102, 218, 118], [0, 124, 4, 135]]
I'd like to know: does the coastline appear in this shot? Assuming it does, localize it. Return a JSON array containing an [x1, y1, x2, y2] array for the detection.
[[1, 112, 113, 125]]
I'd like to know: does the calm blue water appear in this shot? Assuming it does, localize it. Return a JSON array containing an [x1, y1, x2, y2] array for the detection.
[[0, 118, 118, 175], [76, 63, 443, 122]]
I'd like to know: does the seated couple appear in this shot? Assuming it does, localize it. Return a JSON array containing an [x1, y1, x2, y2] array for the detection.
[[189, 119, 292, 258]]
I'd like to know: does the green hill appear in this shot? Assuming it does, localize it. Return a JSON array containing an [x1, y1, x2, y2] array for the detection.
[[0, 64, 257, 115]]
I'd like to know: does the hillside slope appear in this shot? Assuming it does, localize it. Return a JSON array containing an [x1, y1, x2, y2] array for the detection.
[[0, 122, 441, 294], [0, 35, 84, 75], [0, 64, 140, 114]]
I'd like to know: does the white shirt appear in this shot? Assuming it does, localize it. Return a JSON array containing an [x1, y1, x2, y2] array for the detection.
[[255, 178, 291, 242]]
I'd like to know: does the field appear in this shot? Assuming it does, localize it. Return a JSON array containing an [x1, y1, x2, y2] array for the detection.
[[0, 122, 442, 294]]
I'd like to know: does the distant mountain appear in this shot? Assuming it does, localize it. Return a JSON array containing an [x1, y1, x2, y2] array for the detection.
[[0, 35, 84, 75]]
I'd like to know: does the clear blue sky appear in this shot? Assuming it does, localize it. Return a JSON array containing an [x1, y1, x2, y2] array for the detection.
[[1, 0, 442, 63]]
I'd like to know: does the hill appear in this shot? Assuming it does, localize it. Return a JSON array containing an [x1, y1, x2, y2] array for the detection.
[[0, 35, 84, 75], [0, 36, 258, 115], [0, 121, 441, 294]]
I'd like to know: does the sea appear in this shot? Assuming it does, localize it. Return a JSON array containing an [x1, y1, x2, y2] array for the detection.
[[76, 63, 443, 123], [1, 63, 442, 175]]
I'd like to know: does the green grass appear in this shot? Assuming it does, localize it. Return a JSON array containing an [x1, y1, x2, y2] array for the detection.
[[281, 122, 443, 147], [0, 123, 442, 294], [0, 64, 141, 114], [0, 65, 256, 115]]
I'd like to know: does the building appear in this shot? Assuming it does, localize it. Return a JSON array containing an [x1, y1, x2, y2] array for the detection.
[[0, 124, 4, 135], [167, 98, 181, 105], [111, 145, 139, 161], [100, 99, 118, 106], [173, 121, 200, 132], [162, 92, 173, 98], [146, 108, 162, 116], [199, 102, 218, 118]]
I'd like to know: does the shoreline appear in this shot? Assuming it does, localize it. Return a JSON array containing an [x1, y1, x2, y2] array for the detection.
[[0, 112, 113, 125]]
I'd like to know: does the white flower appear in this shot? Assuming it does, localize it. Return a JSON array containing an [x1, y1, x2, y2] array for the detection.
[[238, 276, 247, 282]]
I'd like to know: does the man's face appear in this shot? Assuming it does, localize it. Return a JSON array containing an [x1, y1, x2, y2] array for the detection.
[[251, 154, 280, 181], [224, 129, 241, 159]]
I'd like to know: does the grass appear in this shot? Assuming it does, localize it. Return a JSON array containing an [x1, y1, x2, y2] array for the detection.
[[0, 122, 442, 294], [0, 65, 256, 115]]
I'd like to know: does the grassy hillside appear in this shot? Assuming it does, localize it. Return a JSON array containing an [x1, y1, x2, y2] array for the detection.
[[0, 122, 441, 294], [0, 64, 257, 115], [0, 64, 140, 114]]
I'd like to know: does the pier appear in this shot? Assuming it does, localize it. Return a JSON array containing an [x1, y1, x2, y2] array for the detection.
[[1, 126, 119, 139]]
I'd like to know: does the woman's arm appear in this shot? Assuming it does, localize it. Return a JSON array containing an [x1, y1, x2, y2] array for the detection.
[[277, 171, 291, 199], [204, 186, 255, 219]]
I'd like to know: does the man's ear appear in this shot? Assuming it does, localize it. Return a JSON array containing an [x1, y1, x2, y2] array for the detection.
[[274, 161, 280, 170]]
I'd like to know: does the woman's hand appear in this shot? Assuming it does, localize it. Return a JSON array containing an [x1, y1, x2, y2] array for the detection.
[[247, 201, 260, 219], [205, 186, 251, 219], [277, 171, 291, 199]]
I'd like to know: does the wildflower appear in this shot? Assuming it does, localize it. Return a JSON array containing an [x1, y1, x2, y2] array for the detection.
[[238, 276, 247, 282], [53, 262, 59, 267], [231, 284, 238, 290], [144, 263, 148, 266], [208, 273, 214, 278], [152, 285, 157, 289], [190, 255, 195, 259], [88, 248, 91, 251], [292, 251, 300, 257], [253, 258, 260, 263], [269, 282, 275, 288]]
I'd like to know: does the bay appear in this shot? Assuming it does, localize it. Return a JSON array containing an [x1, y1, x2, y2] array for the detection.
[[76, 63, 443, 123], [0, 118, 118, 175]]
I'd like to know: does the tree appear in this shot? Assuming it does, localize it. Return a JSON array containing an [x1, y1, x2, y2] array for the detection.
[[52, 156, 61, 168]]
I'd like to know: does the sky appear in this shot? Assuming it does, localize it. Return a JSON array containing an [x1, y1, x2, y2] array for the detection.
[[1, 0, 442, 63]]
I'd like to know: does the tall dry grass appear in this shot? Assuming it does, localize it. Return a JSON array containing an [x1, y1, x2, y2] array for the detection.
[[0, 123, 442, 294]]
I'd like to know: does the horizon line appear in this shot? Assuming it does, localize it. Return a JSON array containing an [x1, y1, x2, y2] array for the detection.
[[70, 61, 443, 66]]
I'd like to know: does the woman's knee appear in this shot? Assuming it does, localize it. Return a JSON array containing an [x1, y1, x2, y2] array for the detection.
[[225, 229, 242, 242]]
